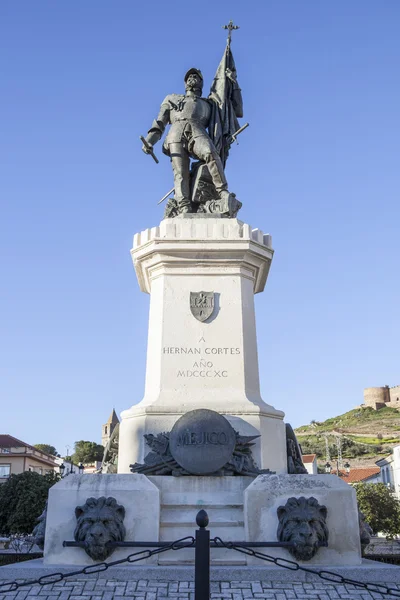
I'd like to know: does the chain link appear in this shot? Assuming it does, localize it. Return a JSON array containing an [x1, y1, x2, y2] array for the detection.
[[2, 534, 398, 596], [0, 536, 195, 594], [212, 537, 400, 597]]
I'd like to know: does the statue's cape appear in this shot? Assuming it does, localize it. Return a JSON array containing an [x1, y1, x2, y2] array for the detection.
[[208, 44, 241, 167]]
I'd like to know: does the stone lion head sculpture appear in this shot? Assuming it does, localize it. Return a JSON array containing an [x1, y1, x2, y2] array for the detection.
[[277, 496, 328, 561], [358, 509, 373, 551], [74, 496, 126, 561]]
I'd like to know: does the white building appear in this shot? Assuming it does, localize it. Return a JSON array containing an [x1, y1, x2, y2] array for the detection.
[[302, 453, 318, 475], [376, 446, 400, 497]]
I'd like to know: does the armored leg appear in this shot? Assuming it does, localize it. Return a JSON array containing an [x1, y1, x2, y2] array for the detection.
[[169, 143, 191, 212], [191, 136, 228, 193]]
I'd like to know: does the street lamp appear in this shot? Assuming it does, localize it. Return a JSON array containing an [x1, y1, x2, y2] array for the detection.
[[59, 463, 65, 477], [78, 463, 85, 474], [325, 462, 332, 474]]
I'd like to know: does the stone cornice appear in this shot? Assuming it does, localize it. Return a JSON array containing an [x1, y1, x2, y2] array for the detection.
[[131, 218, 273, 294]]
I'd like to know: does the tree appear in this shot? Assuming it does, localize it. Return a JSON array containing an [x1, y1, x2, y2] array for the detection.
[[354, 482, 400, 539], [71, 440, 104, 464], [0, 471, 59, 535], [34, 444, 59, 457]]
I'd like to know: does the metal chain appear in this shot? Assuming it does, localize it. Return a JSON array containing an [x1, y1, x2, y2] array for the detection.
[[212, 537, 400, 597], [0, 536, 195, 594]]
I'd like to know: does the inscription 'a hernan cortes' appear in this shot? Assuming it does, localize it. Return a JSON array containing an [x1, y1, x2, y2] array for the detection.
[[163, 346, 240, 354]]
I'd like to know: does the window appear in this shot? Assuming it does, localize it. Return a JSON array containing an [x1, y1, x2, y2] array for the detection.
[[29, 466, 43, 474], [0, 465, 10, 477], [105, 426, 108, 435]]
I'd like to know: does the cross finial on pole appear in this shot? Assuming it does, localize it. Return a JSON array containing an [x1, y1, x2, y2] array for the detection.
[[223, 20, 239, 46]]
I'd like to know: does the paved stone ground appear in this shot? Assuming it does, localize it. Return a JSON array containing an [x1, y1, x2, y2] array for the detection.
[[0, 579, 399, 600]]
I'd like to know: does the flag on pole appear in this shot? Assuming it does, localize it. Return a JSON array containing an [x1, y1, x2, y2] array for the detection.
[[208, 41, 243, 167]]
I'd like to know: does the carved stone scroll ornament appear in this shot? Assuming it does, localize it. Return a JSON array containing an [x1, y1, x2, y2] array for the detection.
[[286, 423, 308, 474], [101, 422, 120, 473], [130, 430, 273, 477], [32, 502, 47, 551], [74, 496, 126, 561], [277, 496, 328, 561], [358, 509, 373, 552]]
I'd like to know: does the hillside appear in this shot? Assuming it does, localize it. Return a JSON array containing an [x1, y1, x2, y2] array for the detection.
[[295, 406, 400, 466]]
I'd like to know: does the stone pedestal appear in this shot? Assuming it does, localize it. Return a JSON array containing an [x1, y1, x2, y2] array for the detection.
[[244, 474, 362, 566], [43, 474, 160, 566], [118, 218, 286, 474]]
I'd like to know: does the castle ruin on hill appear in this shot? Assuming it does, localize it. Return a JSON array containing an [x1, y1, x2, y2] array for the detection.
[[363, 385, 400, 410]]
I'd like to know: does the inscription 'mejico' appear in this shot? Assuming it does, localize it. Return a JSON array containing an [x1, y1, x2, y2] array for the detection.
[[177, 431, 229, 446]]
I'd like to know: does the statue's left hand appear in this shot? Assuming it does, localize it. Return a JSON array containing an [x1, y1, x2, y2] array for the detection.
[[225, 68, 237, 84]]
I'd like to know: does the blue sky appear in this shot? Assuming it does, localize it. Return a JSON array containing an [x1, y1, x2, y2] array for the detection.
[[1, 1, 399, 457]]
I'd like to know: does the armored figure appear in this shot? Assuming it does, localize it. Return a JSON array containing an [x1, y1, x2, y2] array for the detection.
[[141, 23, 245, 218]]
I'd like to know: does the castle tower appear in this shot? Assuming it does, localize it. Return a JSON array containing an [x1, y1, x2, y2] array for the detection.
[[101, 409, 119, 447]]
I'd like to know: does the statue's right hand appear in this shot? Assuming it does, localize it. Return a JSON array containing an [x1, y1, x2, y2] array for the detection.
[[142, 142, 153, 154]]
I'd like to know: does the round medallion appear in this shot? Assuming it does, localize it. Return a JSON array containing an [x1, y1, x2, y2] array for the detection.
[[169, 409, 236, 475]]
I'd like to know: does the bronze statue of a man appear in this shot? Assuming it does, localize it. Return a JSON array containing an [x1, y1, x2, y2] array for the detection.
[[142, 23, 245, 218], [143, 68, 242, 215]]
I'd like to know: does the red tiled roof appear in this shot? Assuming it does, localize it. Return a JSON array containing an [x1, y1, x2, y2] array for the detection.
[[0, 434, 29, 448], [302, 454, 317, 463], [0, 434, 58, 461], [333, 466, 380, 483]]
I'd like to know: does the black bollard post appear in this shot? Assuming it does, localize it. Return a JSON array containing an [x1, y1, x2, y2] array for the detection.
[[195, 509, 210, 600]]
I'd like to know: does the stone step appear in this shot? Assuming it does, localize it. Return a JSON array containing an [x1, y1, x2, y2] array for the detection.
[[159, 555, 246, 565], [161, 506, 244, 527], [158, 522, 246, 565], [161, 520, 245, 528], [162, 500, 244, 508], [161, 492, 245, 506], [159, 524, 245, 539], [158, 546, 246, 565]]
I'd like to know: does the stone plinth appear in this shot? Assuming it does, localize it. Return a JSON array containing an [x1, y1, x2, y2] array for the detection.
[[118, 218, 286, 474], [43, 474, 160, 566], [245, 474, 361, 566]]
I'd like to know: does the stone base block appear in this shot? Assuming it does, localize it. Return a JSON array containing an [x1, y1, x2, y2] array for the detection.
[[44, 474, 159, 566], [245, 474, 361, 566]]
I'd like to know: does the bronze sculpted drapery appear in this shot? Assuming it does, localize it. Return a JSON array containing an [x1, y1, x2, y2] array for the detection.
[[142, 22, 245, 219]]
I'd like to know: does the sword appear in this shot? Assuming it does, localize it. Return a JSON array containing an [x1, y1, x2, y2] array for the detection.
[[229, 122, 249, 144], [157, 187, 175, 205], [140, 136, 159, 164]]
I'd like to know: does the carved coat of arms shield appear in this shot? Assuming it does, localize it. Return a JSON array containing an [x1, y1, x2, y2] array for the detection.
[[190, 291, 215, 322]]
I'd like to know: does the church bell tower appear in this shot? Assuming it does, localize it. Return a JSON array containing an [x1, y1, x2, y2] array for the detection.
[[102, 409, 119, 447]]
